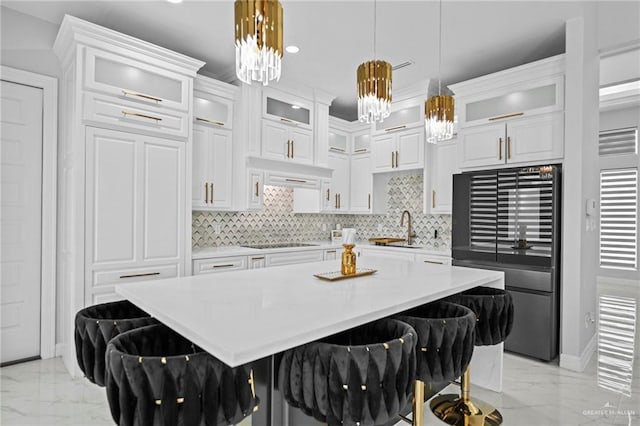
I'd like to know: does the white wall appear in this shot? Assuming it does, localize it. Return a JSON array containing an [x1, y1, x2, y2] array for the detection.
[[560, 6, 600, 372], [0, 7, 61, 78], [600, 106, 640, 132]]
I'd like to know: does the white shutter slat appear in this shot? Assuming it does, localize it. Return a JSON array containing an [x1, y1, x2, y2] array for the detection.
[[599, 128, 637, 157]]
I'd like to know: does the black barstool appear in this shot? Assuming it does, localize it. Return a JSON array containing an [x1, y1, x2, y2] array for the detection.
[[395, 301, 477, 425], [278, 318, 416, 426], [105, 323, 259, 426], [430, 287, 514, 426], [75, 300, 157, 386]]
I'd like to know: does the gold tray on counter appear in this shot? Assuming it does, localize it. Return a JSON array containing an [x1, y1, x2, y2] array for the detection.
[[314, 268, 378, 282], [368, 237, 406, 245]]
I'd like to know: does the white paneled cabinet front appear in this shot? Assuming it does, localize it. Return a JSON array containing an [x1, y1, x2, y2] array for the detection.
[[85, 127, 184, 303], [458, 123, 505, 169], [265, 250, 324, 267], [193, 256, 247, 275], [262, 120, 313, 165], [328, 152, 350, 211], [429, 138, 458, 214], [350, 154, 372, 213], [192, 125, 233, 210], [372, 128, 424, 172]]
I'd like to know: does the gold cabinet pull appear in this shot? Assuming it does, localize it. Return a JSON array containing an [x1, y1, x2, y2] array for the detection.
[[498, 137, 503, 160], [213, 264, 235, 268], [122, 89, 162, 103], [395, 150, 399, 167], [432, 190, 436, 209], [391, 151, 394, 168], [354, 148, 368, 153], [209, 183, 214, 204], [291, 140, 294, 158], [384, 125, 406, 132], [285, 178, 307, 183], [424, 260, 444, 265], [122, 110, 162, 122], [329, 147, 346, 152], [251, 256, 265, 260], [254, 181, 259, 197], [507, 136, 512, 160], [326, 188, 330, 201], [335, 194, 338, 209], [368, 194, 371, 210], [280, 117, 296, 124], [195, 117, 224, 127], [286, 140, 290, 158], [488, 112, 523, 121], [120, 272, 160, 279], [204, 182, 209, 204], [338, 193, 341, 209]]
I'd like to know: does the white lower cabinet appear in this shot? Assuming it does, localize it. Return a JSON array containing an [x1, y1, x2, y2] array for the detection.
[[323, 248, 339, 260], [248, 255, 266, 269], [361, 248, 415, 261], [415, 254, 451, 265], [265, 250, 324, 267], [84, 127, 185, 304], [192, 256, 247, 275]]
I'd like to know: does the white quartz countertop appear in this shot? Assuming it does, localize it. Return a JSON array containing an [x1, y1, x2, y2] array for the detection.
[[117, 258, 502, 367], [191, 241, 451, 259]]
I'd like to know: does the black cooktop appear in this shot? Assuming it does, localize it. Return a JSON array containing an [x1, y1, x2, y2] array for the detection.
[[241, 243, 319, 249]]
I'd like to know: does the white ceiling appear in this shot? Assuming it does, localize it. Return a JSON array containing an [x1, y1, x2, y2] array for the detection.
[[3, 0, 639, 121]]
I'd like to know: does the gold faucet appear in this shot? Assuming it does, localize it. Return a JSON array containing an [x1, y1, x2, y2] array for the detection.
[[400, 210, 417, 246]]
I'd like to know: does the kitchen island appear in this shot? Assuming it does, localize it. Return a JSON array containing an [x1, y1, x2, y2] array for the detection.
[[116, 255, 504, 425]]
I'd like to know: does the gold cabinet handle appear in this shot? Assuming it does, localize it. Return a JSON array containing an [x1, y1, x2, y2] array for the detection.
[[499, 137, 503, 160], [338, 193, 341, 209], [391, 151, 394, 168], [507, 136, 511, 160], [204, 182, 209, 204], [120, 272, 160, 279], [335, 194, 338, 209], [195, 117, 224, 127], [291, 140, 294, 158], [209, 183, 214, 204], [122, 110, 162, 122], [251, 256, 265, 260], [280, 117, 296, 124], [395, 150, 399, 167], [354, 148, 368, 153], [285, 178, 307, 183], [122, 89, 162, 103], [329, 147, 346, 152], [432, 190, 436, 209], [286, 140, 291, 158], [488, 112, 524, 121], [368, 194, 371, 210], [424, 260, 444, 265], [384, 125, 406, 132], [212, 264, 235, 269], [255, 181, 259, 197], [326, 188, 330, 201]]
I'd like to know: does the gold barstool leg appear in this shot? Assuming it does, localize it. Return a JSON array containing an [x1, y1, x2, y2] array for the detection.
[[430, 366, 503, 426], [413, 380, 425, 426]]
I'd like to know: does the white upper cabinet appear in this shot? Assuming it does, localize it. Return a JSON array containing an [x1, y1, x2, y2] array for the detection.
[[327, 152, 350, 211], [372, 127, 424, 172], [451, 55, 565, 170], [84, 48, 191, 112], [329, 129, 349, 153], [262, 120, 313, 164], [350, 153, 372, 213], [194, 91, 233, 129], [352, 130, 371, 154], [192, 125, 233, 210], [247, 169, 264, 211], [373, 100, 424, 134], [262, 88, 313, 129], [428, 138, 459, 214]]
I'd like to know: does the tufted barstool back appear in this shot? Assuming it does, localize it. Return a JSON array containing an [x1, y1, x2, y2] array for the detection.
[[75, 300, 157, 386], [445, 287, 514, 346], [395, 301, 476, 384], [278, 319, 416, 426], [105, 323, 259, 426]]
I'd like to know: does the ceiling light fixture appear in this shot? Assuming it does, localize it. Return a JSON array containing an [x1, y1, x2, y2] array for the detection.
[[425, 0, 454, 143], [357, 0, 392, 123], [167, 0, 182, 3], [234, 0, 283, 85], [285, 45, 300, 54]]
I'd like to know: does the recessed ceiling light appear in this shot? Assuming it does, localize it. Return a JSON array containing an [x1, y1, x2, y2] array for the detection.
[[167, 0, 182, 4], [286, 45, 300, 54]]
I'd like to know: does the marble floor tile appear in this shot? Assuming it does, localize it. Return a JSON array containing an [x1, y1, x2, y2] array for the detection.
[[2, 353, 639, 425]]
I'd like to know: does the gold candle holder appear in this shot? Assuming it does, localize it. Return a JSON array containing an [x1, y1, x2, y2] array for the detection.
[[341, 244, 356, 275]]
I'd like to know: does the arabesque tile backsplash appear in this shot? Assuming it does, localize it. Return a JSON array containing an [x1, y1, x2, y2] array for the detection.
[[192, 171, 451, 249]]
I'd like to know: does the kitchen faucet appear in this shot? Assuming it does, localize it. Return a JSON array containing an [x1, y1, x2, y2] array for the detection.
[[400, 210, 417, 246]]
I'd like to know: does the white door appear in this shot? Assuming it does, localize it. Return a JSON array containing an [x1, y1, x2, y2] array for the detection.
[[289, 128, 313, 164], [396, 129, 424, 170], [328, 152, 349, 211], [210, 129, 233, 209], [371, 134, 394, 171], [506, 113, 564, 164], [458, 123, 506, 169], [192, 125, 209, 209], [261, 120, 288, 161], [1, 80, 43, 364], [350, 154, 372, 212], [430, 139, 459, 214]]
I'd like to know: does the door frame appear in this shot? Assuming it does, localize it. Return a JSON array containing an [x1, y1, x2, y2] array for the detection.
[[1, 65, 58, 359]]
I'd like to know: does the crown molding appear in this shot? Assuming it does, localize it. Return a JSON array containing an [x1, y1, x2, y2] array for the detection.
[[195, 74, 238, 99]]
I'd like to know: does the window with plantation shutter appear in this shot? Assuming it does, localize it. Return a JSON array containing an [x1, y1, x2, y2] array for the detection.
[[599, 169, 638, 270], [599, 127, 638, 156]]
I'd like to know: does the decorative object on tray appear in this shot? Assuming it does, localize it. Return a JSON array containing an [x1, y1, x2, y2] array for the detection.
[[314, 268, 378, 281], [341, 228, 357, 275]]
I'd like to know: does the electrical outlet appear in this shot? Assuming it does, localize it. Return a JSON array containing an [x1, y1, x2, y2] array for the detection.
[[377, 223, 383, 233], [213, 224, 221, 234]]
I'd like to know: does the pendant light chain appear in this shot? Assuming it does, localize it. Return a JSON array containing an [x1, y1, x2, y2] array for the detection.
[[438, 0, 442, 96], [373, 0, 377, 61]]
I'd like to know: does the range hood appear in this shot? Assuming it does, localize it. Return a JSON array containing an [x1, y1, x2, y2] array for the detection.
[[246, 156, 333, 189]]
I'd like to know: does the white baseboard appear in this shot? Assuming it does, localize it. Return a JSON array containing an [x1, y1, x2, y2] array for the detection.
[[560, 333, 597, 372], [55, 343, 65, 358]]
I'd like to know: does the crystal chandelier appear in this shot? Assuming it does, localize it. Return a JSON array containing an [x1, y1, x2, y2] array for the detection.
[[425, 0, 454, 143], [234, 0, 283, 85], [357, 0, 392, 123]]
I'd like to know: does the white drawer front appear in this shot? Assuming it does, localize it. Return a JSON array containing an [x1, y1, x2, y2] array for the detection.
[[265, 250, 324, 267], [193, 256, 248, 275], [84, 93, 188, 138], [91, 264, 179, 289], [415, 254, 451, 265], [84, 47, 190, 112]]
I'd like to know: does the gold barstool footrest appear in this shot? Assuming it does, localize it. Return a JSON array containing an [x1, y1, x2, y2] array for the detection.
[[430, 394, 503, 426]]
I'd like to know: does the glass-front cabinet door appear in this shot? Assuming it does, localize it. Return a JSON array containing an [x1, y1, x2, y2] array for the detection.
[[262, 88, 313, 129], [193, 91, 233, 129]]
